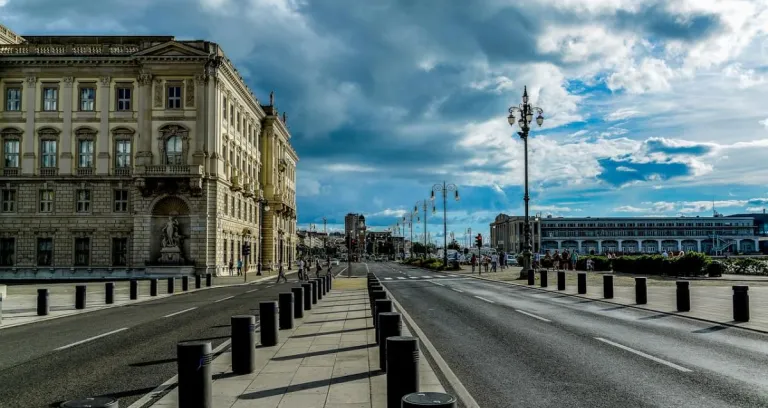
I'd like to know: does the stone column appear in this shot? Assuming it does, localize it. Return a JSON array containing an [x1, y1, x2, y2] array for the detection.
[[677, 239, 683, 251], [617, 239, 623, 252], [96, 76, 111, 174], [755, 239, 759, 253], [136, 72, 153, 166], [60, 77, 74, 175], [193, 74, 207, 167], [696, 239, 702, 252], [556, 240, 562, 250], [735, 239, 740, 253], [657, 239, 663, 253], [576, 240, 582, 252], [22, 76, 37, 175], [597, 240, 602, 254]]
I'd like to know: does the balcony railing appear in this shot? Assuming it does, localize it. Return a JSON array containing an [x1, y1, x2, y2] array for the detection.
[[137, 165, 203, 177], [39, 167, 58, 176], [114, 167, 132, 176], [76, 167, 94, 176], [2, 168, 19, 176]]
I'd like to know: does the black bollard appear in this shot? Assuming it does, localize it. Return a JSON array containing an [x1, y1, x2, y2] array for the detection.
[[316, 278, 324, 300], [540, 270, 548, 288], [527, 269, 535, 285], [75, 285, 86, 310], [59, 397, 118, 408], [604, 275, 614, 299], [177, 341, 212, 408], [325, 274, 331, 292], [309, 280, 318, 304], [374, 299, 393, 344], [37, 288, 49, 316], [635, 277, 647, 305], [0, 295, 3, 325], [387, 336, 420, 408], [557, 271, 565, 290], [378, 312, 402, 371], [300, 283, 312, 310], [231, 315, 256, 374], [320, 277, 327, 297], [577, 273, 587, 294], [206, 273, 212, 287], [182, 276, 189, 291], [402, 392, 457, 408], [279, 293, 294, 330], [733, 285, 749, 322], [150, 279, 158, 296], [371, 290, 387, 315], [129, 279, 138, 300], [291, 287, 304, 318], [259, 301, 279, 346], [676, 281, 690, 312], [167, 277, 175, 294], [369, 284, 382, 299], [195, 274, 202, 289], [105, 282, 114, 304]]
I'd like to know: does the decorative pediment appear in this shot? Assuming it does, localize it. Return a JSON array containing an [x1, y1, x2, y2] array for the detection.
[[133, 41, 211, 58]]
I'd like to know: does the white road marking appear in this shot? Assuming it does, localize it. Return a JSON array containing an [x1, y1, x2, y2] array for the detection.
[[515, 309, 551, 322], [435, 275, 447, 278], [385, 277, 393, 280], [432, 282, 445, 287], [163, 307, 197, 318], [423, 276, 433, 279], [397, 277, 406, 280], [474, 296, 495, 304], [335, 266, 348, 277], [409, 277, 419, 279], [452, 288, 464, 293], [214, 295, 235, 303], [55, 327, 129, 351], [246, 288, 259, 293], [595, 337, 692, 372], [265, 285, 274, 288]]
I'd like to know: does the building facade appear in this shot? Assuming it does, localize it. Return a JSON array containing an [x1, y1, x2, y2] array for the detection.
[[0, 28, 297, 278], [491, 214, 760, 255]]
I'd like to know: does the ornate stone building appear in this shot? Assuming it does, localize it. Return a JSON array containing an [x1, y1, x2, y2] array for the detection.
[[0, 26, 297, 278]]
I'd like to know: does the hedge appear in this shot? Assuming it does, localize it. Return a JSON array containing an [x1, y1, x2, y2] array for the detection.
[[403, 257, 460, 271], [546, 252, 711, 277], [721, 258, 768, 276]]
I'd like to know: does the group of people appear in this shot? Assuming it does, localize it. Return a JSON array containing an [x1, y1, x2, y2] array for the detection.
[[468, 252, 510, 274], [289, 256, 334, 283]]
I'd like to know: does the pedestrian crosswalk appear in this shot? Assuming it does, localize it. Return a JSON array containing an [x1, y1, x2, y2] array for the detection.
[[382, 274, 463, 281]]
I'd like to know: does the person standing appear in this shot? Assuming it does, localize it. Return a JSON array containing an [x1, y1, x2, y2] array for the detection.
[[298, 259, 305, 281], [237, 258, 243, 276], [276, 263, 288, 283], [491, 253, 498, 273]]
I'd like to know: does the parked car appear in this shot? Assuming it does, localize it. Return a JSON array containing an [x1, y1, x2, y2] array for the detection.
[[331, 258, 340, 266], [507, 254, 518, 265]]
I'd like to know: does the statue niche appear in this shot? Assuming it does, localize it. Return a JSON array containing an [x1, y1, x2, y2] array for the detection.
[[151, 196, 191, 265]]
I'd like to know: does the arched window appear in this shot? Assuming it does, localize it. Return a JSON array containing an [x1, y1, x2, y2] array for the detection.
[[166, 135, 183, 165], [1, 127, 22, 173], [157, 124, 189, 166]]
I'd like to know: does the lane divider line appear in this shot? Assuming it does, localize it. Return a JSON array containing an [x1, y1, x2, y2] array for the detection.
[[55, 327, 129, 351], [163, 307, 197, 318], [214, 295, 236, 303], [595, 337, 692, 372], [246, 288, 259, 293], [474, 296, 495, 304], [515, 309, 551, 322], [452, 288, 463, 293], [432, 282, 445, 287], [335, 266, 349, 277]]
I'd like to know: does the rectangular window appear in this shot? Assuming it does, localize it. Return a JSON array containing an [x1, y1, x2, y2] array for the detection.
[[1, 189, 16, 212], [112, 238, 128, 266], [116, 87, 132, 111], [5, 87, 21, 111], [78, 139, 94, 168], [0, 238, 14, 266], [223, 239, 228, 264], [224, 194, 229, 216], [42, 87, 58, 111], [3, 139, 19, 168], [79, 87, 95, 111], [167, 84, 182, 109], [229, 104, 234, 124], [114, 189, 129, 212], [41, 140, 57, 168], [39, 189, 54, 212], [37, 238, 53, 266], [115, 139, 131, 168], [76, 189, 91, 213], [237, 111, 241, 132], [223, 97, 228, 120], [74, 237, 90, 266]]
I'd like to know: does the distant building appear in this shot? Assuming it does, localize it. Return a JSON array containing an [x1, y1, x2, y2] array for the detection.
[[491, 214, 760, 255]]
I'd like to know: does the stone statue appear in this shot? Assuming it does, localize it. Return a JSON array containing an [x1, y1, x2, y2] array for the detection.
[[269, 90, 274, 106], [161, 216, 180, 248]]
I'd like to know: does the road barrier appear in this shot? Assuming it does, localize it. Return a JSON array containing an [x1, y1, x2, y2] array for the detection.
[[167, 277, 175, 294], [130, 279, 138, 300], [386, 336, 420, 408], [291, 287, 304, 318], [259, 301, 279, 346], [733, 285, 749, 322], [676, 281, 690, 312], [527, 270, 535, 286], [195, 274, 202, 289], [301, 283, 312, 311], [371, 290, 387, 316], [378, 312, 402, 371], [540, 270, 548, 288], [635, 277, 647, 305], [279, 293, 295, 330], [59, 397, 118, 407], [577, 273, 587, 294], [182, 276, 189, 291], [374, 299, 393, 344], [75, 285, 86, 310], [206, 273, 212, 287], [603, 275, 614, 299], [231, 315, 257, 374], [105, 282, 114, 304], [309, 280, 318, 305], [402, 392, 457, 408], [177, 341, 212, 408], [150, 278, 158, 297], [557, 271, 565, 291]]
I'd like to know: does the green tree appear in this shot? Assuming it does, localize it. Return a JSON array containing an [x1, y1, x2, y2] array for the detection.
[[412, 242, 426, 256], [447, 240, 461, 250]]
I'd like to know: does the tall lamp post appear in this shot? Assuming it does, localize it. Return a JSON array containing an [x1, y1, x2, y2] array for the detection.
[[402, 212, 416, 259], [431, 181, 460, 266], [257, 196, 271, 276], [414, 199, 433, 258], [508, 86, 544, 282], [322, 217, 327, 257]]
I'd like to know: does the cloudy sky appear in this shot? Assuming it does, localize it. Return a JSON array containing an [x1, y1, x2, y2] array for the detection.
[[3, 0, 768, 240]]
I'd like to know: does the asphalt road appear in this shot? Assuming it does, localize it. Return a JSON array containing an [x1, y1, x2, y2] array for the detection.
[[371, 262, 768, 408], [0, 264, 359, 408]]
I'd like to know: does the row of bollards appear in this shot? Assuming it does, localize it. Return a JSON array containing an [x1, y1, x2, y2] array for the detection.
[[34, 274, 215, 317], [536, 270, 752, 323], [368, 273, 457, 408], [174, 273, 334, 408]]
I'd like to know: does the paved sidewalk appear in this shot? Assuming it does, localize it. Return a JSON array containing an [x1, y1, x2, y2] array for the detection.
[[149, 278, 445, 408]]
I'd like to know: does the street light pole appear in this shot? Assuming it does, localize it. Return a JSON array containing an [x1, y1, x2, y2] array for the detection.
[[508, 86, 544, 281], [414, 200, 432, 259], [257, 197, 271, 276], [402, 212, 415, 259], [431, 181, 459, 266], [322, 217, 327, 258]]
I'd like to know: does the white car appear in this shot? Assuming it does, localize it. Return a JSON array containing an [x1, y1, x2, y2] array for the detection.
[[331, 259, 340, 266]]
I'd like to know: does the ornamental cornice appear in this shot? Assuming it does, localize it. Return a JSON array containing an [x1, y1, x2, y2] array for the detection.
[[218, 61, 265, 119]]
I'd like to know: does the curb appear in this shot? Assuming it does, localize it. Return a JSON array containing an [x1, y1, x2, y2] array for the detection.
[[0, 272, 297, 331]]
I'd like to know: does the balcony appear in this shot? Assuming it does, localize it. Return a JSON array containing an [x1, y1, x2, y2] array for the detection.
[[230, 175, 242, 192], [243, 183, 254, 197], [114, 167, 132, 177], [136, 165, 203, 177], [39, 167, 58, 176], [76, 167, 94, 176], [2, 168, 19, 176]]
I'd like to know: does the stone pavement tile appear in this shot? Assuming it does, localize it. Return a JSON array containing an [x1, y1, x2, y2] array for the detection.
[[231, 395, 282, 408], [327, 381, 371, 404], [261, 360, 303, 374], [301, 354, 337, 367], [277, 392, 328, 408], [324, 403, 371, 408], [372, 392, 387, 408], [313, 336, 342, 345], [213, 395, 238, 407], [290, 366, 333, 384], [244, 372, 294, 392], [212, 379, 252, 397], [308, 343, 338, 352]]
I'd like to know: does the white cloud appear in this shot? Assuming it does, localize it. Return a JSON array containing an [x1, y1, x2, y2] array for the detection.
[[607, 58, 675, 94], [615, 166, 636, 172], [605, 108, 641, 121], [614, 205, 646, 212], [369, 208, 408, 218], [723, 63, 767, 89], [760, 118, 768, 129], [326, 164, 377, 173]]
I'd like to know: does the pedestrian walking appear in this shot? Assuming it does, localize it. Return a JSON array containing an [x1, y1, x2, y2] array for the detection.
[[571, 251, 579, 271], [491, 253, 498, 272], [228, 259, 234, 276], [315, 260, 322, 278], [276, 264, 288, 283], [236, 258, 243, 276], [298, 259, 305, 281]]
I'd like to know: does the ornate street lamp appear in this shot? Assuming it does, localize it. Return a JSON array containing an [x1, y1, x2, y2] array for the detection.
[[403, 212, 416, 259], [414, 199, 434, 259], [508, 86, 544, 282], [431, 182, 460, 266]]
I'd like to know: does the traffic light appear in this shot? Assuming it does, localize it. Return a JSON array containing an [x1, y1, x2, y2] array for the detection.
[[475, 234, 482, 248]]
